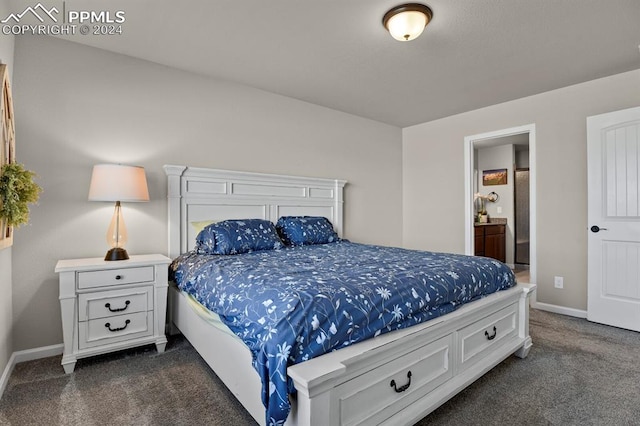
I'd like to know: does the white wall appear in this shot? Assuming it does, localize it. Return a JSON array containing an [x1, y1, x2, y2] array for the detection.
[[403, 69, 640, 312], [11, 36, 402, 351], [0, 0, 14, 380], [476, 144, 515, 264]]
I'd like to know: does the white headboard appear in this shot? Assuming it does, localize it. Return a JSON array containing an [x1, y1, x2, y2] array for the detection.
[[164, 165, 347, 259]]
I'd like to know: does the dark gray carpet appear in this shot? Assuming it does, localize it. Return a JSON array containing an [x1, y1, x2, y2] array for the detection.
[[419, 309, 640, 425], [0, 337, 256, 426], [1, 309, 639, 425]]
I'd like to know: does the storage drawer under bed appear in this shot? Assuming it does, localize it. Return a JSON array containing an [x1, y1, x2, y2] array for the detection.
[[456, 302, 519, 372], [332, 334, 453, 426]]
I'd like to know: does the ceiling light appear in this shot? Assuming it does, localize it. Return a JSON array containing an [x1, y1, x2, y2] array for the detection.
[[383, 3, 433, 41]]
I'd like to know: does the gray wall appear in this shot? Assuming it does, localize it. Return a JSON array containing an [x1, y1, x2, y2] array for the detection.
[[0, 0, 14, 379], [11, 36, 403, 351], [403, 69, 640, 312]]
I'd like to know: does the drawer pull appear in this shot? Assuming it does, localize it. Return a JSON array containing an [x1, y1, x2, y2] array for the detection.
[[105, 300, 130, 313], [390, 371, 412, 393], [105, 319, 131, 332], [485, 326, 497, 340], [115, 275, 123, 280]]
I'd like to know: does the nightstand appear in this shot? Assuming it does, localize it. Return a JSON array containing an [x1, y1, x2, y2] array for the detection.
[[55, 254, 172, 373]]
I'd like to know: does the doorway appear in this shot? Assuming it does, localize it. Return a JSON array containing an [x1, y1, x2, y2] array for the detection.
[[464, 124, 537, 286]]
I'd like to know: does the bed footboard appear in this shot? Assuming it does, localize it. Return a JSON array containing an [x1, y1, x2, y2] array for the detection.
[[287, 283, 535, 426]]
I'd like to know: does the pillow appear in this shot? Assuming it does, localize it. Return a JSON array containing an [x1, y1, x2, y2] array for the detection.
[[276, 216, 339, 246], [196, 219, 284, 255]]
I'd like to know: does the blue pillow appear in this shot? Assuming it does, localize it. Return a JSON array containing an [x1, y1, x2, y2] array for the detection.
[[195, 219, 284, 255], [276, 216, 339, 246]]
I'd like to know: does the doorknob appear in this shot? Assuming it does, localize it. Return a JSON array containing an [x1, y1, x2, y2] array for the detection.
[[590, 225, 608, 233]]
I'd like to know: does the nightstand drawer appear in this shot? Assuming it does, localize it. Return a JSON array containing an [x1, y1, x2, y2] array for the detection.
[[77, 266, 154, 289], [78, 286, 153, 321], [79, 311, 153, 350]]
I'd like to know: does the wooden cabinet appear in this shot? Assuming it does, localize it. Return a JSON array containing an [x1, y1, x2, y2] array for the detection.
[[474, 226, 485, 257], [55, 254, 171, 373], [474, 224, 506, 262]]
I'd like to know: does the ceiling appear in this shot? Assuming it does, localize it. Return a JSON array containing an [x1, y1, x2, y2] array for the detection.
[[14, 0, 640, 127]]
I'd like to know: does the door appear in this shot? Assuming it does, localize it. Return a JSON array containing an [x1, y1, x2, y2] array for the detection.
[[587, 106, 640, 331], [514, 169, 530, 265]]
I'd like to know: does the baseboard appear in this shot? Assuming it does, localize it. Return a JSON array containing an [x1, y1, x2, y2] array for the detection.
[[0, 343, 64, 400], [12, 343, 63, 364], [532, 301, 587, 319], [0, 352, 17, 400]]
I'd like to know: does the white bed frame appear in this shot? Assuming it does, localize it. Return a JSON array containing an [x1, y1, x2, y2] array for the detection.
[[164, 165, 535, 426]]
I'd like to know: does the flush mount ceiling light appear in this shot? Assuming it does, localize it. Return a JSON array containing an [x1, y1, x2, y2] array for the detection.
[[383, 3, 433, 41]]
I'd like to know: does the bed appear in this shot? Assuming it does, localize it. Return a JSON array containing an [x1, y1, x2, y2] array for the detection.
[[164, 165, 535, 426]]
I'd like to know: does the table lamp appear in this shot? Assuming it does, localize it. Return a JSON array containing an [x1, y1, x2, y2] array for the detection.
[[88, 164, 149, 261]]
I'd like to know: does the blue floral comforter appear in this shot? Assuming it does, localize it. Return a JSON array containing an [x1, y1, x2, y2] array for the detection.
[[169, 241, 516, 425]]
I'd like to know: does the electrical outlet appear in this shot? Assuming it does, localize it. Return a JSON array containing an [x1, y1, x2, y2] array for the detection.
[[497, 206, 502, 214], [554, 276, 564, 289]]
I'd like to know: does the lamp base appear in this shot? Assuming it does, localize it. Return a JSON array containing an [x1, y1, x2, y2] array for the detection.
[[105, 247, 129, 261]]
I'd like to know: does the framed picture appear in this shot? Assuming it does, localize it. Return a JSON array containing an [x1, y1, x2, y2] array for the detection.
[[482, 168, 507, 186], [0, 64, 15, 250]]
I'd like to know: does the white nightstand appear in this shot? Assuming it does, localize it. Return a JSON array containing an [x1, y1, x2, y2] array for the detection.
[[55, 254, 172, 373]]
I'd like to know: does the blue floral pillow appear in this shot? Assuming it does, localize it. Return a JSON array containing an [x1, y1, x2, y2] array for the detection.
[[276, 216, 339, 246], [195, 219, 284, 255]]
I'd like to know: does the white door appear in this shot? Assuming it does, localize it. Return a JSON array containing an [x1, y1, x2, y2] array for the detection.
[[587, 106, 640, 331]]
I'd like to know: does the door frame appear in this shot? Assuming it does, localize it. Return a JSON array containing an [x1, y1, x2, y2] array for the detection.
[[464, 124, 537, 287], [513, 167, 530, 266]]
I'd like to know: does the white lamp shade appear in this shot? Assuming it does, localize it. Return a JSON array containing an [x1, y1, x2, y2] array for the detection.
[[386, 10, 428, 41], [88, 164, 149, 202]]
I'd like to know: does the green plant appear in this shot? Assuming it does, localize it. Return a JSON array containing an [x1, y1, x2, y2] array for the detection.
[[0, 163, 42, 227]]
